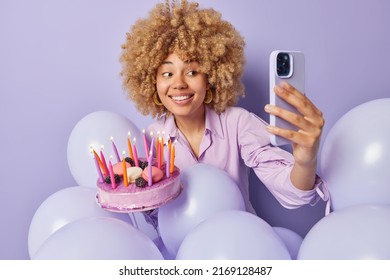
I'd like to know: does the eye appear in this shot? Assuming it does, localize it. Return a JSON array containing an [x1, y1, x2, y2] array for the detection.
[[187, 70, 198, 76], [161, 72, 172, 78]]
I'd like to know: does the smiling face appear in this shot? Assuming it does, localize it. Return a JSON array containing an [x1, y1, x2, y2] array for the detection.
[[156, 53, 209, 120]]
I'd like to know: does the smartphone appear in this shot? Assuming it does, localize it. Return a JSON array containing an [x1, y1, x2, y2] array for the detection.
[[269, 50, 305, 146]]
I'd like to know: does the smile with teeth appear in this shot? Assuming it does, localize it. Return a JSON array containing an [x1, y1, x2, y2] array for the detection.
[[170, 94, 194, 102]]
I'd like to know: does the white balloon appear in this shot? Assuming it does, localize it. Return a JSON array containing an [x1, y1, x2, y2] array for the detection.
[[320, 98, 390, 211], [128, 212, 159, 241], [176, 210, 291, 260], [273, 227, 303, 260], [33, 217, 163, 260], [158, 164, 246, 257], [67, 110, 142, 187], [298, 205, 390, 259], [153, 237, 175, 260], [28, 186, 131, 258]]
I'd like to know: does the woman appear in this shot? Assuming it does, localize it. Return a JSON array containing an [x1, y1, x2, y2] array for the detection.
[[120, 0, 328, 223]]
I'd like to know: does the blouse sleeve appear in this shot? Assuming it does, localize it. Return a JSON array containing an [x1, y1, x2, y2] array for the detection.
[[236, 109, 329, 209]]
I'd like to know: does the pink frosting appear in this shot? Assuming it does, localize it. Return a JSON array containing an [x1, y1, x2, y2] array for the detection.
[[96, 166, 181, 213]]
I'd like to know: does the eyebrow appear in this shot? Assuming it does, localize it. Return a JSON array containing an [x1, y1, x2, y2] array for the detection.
[[161, 60, 195, 65]]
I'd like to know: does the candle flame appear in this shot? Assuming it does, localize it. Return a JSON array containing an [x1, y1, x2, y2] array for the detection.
[[128, 131, 131, 137], [101, 145, 104, 150], [110, 136, 114, 141], [122, 150, 126, 155], [150, 131, 154, 137], [142, 129, 146, 134], [133, 137, 136, 142]]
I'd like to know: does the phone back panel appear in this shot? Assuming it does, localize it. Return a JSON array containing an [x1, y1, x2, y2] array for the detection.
[[269, 50, 305, 146]]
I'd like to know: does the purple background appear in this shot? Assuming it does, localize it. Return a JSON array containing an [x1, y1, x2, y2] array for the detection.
[[1, 0, 389, 259]]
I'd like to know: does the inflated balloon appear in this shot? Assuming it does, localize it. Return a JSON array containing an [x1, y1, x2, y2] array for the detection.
[[273, 227, 303, 260], [129, 212, 159, 241], [320, 98, 390, 211], [176, 210, 291, 260], [33, 217, 163, 260], [298, 205, 390, 259], [28, 186, 131, 258], [67, 110, 142, 187], [158, 164, 246, 257], [153, 237, 175, 260]]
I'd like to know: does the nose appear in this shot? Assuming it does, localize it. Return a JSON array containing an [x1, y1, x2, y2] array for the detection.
[[173, 75, 188, 89]]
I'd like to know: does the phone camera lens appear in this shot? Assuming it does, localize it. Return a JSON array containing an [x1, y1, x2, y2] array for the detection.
[[276, 52, 291, 77]]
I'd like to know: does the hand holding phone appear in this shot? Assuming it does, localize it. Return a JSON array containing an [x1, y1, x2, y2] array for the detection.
[[269, 50, 305, 146]]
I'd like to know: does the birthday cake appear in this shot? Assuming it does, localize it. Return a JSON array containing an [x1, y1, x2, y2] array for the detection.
[[96, 159, 181, 212], [93, 134, 182, 213]]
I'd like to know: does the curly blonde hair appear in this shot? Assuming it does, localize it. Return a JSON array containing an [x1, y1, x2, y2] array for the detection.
[[120, 0, 246, 118]]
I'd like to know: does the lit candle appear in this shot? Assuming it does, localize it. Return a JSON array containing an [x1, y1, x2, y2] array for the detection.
[[100, 145, 109, 177], [157, 137, 162, 169], [148, 150, 153, 187], [127, 132, 134, 160], [91, 149, 104, 182], [91, 147, 105, 176], [142, 129, 149, 161], [156, 131, 160, 152], [108, 159, 116, 189], [133, 137, 139, 167], [110, 136, 121, 163], [166, 140, 171, 178], [122, 158, 129, 187], [149, 137, 154, 162], [156, 130, 161, 151], [170, 140, 176, 173], [161, 131, 165, 162], [149, 132, 154, 157]]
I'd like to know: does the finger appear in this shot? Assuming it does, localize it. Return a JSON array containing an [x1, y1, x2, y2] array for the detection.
[[274, 84, 325, 131], [265, 98, 324, 142], [266, 125, 318, 148], [275, 83, 315, 116], [275, 83, 322, 118], [264, 104, 315, 132]]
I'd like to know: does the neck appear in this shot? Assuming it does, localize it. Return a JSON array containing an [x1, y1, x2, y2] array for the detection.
[[174, 106, 206, 136]]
